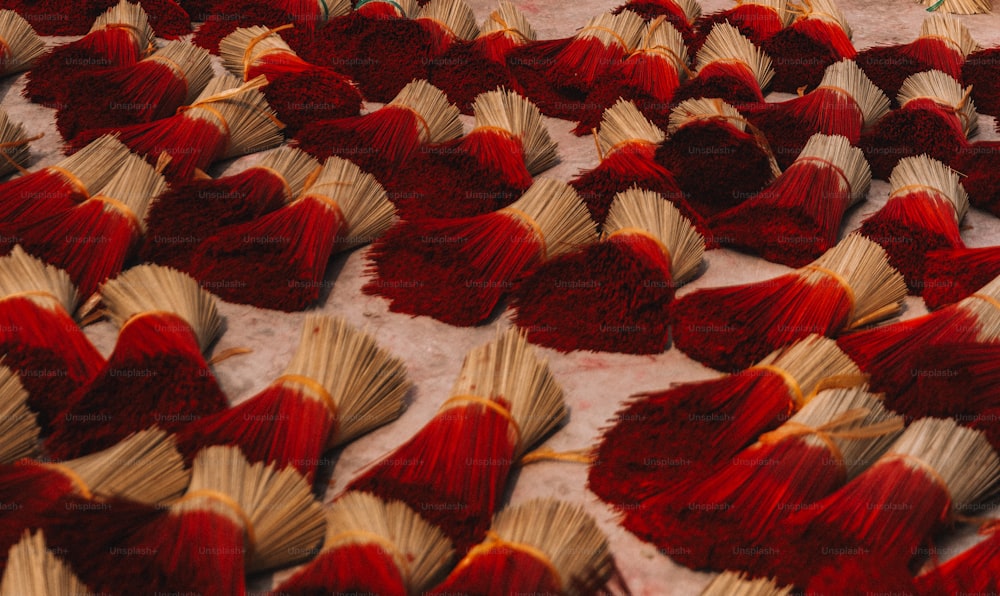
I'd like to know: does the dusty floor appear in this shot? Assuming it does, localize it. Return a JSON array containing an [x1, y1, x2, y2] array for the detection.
[[4, 0, 1000, 593]]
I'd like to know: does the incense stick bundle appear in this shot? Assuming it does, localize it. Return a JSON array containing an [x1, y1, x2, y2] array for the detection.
[[0, 135, 132, 231], [0, 110, 34, 179], [655, 97, 779, 218], [761, 0, 857, 92], [572, 16, 690, 135], [0, 429, 190, 570], [671, 233, 906, 372], [570, 100, 706, 237], [741, 59, 889, 169], [285, 0, 418, 84], [107, 445, 324, 595], [0, 364, 38, 464], [44, 265, 228, 460], [336, 0, 478, 102], [859, 155, 967, 294], [68, 73, 286, 183], [0, 10, 43, 78], [218, 25, 362, 134], [0, 0, 189, 38], [963, 48, 1000, 118], [55, 40, 213, 143], [672, 22, 774, 109], [588, 335, 863, 510], [178, 315, 409, 479], [691, 0, 789, 56], [918, 0, 992, 15], [922, 246, 1000, 309], [364, 178, 598, 326], [915, 522, 1000, 595], [347, 328, 567, 552], [700, 572, 793, 596], [613, 0, 700, 43], [625, 387, 902, 573], [950, 141, 1000, 215], [764, 418, 1000, 589], [710, 133, 871, 267], [193, 0, 349, 53], [836, 273, 1000, 407], [388, 87, 557, 219], [11, 151, 167, 298], [901, 341, 1000, 425], [510, 187, 705, 354], [429, 499, 614, 595], [506, 11, 646, 120], [140, 146, 318, 272], [22, 0, 155, 106], [190, 156, 395, 311], [860, 69, 977, 180], [856, 14, 980, 104], [0, 248, 104, 433], [294, 78, 463, 181], [427, 2, 537, 114], [0, 531, 91, 596], [276, 491, 455, 594]]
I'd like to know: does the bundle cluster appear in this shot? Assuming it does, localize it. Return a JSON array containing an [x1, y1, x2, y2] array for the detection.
[[0, 0, 999, 593]]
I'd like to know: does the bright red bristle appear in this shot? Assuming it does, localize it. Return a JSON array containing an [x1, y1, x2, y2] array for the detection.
[[743, 90, 864, 170], [388, 130, 532, 219], [671, 61, 767, 108], [0, 0, 189, 38], [963, 48, 1000, 118], [44, 312, 228, 460], [429, 548, 563, 594], [192, 0, 325, 53], [673, 278, 850, 372], [364, 215, 544, 325], [836, 306, 982, 400], [613, 0, 697, 44], [67, 116, 228, 183], [295, 107, 437, 178], [140, 168, 293, 272], [655, 123, 776, 219], [347, 401, 519, 552], [510, 236, 675, 354], [0, 462, 85, 570], [0, 298, 104, 433], [11, 200, 143, 298], [23, 28, 146, 107], [763, 19, 856, 93], [505, 38, 585, 119], [337, 18, 437, 102], [922, 246, 1000, 309], [916, 526, 1000, 596], [860, 99, 970, 181], [0, 169, 95, 231], [769, 461, 951, 587], [246, 62, 362, 135], [951, 142, 1000, 216], [589, 368, 800, 511], [190, 196, 343, 311], [277, 543, 409, 596], [857, 42, 964, 104], [711, 135, 868, 268], [571, 144, 679, 223], [428, 38, 525, 114], [760, 421, 998, 593], [901, 342, 1000, 421], [859, 197, 965, 294], [175, 383, 333, 477], [690, 4, 785, 56]]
